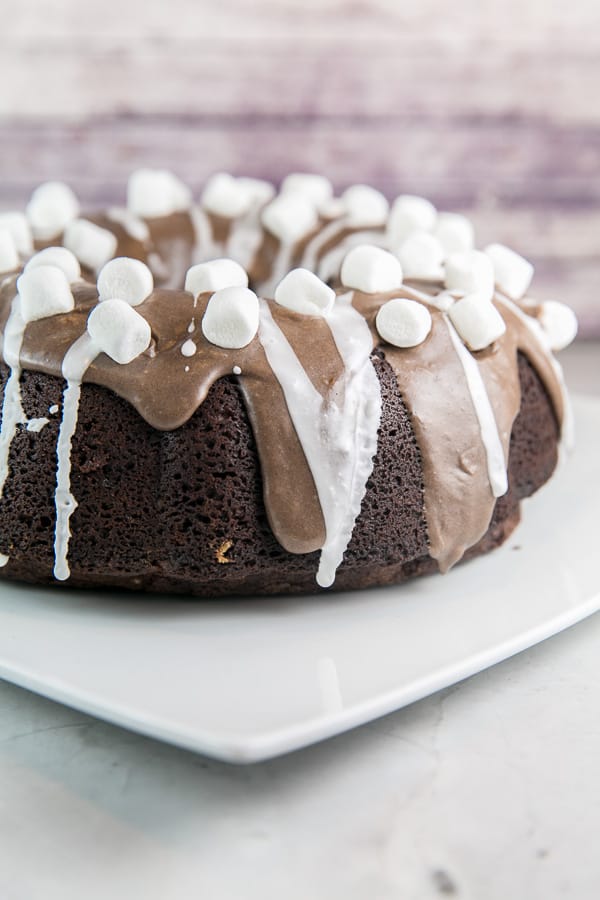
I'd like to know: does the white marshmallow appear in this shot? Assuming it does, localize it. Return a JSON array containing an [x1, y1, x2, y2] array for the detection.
[[434, 212, 474, 254], [281, 174, 333, 207], [340, 245, 403, 293], [341, 185, 389, 227], [202, 173, 253, 219], [396, 232, 445, 280], [376, 298, 432, 348], [236, 177, 275, 207], [445, 250, 495, 299], [261, 194, 319, 245], [97, 257, 154, 306], [87, 298, 151, 365], [448, 292, 506, 351], [202, 286, 259, 349], [538, 301, 578, 351], [484, 243, 534, 299], [0, 212, 33, 256], [24, 247, 81, 283], [127, 169, 191, 219], [63, 219, 118, 272], [274, 268, 335, 317], [185, 259, 249, 298], [0, 229, 19, 272], [26, 181, 80, 240], [387, 195, 437, 242], [17, 266, 75, 323]]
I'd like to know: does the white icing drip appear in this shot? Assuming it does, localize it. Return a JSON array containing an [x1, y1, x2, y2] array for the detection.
[[147, 252, 170, 283], [49, 404, 59, 414], [258, 297, 381, 588], [444, 315, 508, 498], [26, 417, 49, 432], [233, 365, 242, 375], [106, 207, 150, 243], [187, 318, 196, 333], [0, 296, 27, 499], [261, 242, 296, 298], [53, 333, 99, 581], [0, 552, 8, 567], [497, 295, 574, 455], [226, 212, 265, 270], [300, 218, 347, 274], [181, 339, 197, 357], [403, 284, 455, 311], [191, 207, 218, 262]]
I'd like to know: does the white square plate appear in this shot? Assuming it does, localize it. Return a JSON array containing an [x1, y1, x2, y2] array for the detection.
[[0, 395, 598, 763]]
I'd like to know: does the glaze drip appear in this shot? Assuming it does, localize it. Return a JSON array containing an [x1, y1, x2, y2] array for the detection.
[[444, 315, 508, 498], [258, 297, 381, 587], [54, 333, 99, 580], [0, 295, 27, 514]]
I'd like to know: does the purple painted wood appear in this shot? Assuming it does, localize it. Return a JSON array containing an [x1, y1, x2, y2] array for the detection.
[[1, 0, 599, 333]]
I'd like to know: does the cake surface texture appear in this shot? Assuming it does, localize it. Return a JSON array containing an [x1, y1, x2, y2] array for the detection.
[[0, 170, 578, 595]]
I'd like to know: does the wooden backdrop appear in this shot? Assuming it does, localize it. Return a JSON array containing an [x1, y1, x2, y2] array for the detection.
[[1, 0, 599, 334]]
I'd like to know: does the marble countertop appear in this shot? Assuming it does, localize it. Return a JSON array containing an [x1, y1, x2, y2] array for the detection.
[[1, 343, 598, 900]]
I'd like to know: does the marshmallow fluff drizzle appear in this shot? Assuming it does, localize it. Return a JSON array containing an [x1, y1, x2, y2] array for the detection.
[[0, 171, 576, 588]]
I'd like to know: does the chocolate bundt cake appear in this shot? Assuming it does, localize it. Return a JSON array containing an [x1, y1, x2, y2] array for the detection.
[[0, 170, 577, 595]]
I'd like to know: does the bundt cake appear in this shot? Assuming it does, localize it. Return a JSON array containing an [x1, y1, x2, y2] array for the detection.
[[0, 170, 578, 595]]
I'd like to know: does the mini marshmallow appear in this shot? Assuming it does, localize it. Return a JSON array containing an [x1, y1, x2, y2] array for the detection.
[[261, 194, 319, 245], [281, 173, 333, 207], [127, 169, 191, 219], [341, 185, 389, 227], [434, 212, 474, 254], [26, 181, 80, 240], [274, 268, 335, 317], [376, 297, 432, 348], [340, 245, 403, 293], [387, 195, 437, 242], [448, 292, 506, 351], [97, 257, 154, 306], [63, 219, 118, 272], [0, 229, 19, 272], [87, 298, 151, 365], [396, 232, 445, 280], [202, 173, 254, 219], [236, 177, 275, 207], [201, 286, 259, 349], [25, 247, 81, 283], [185, 259, 249, 298], [17, 266, 75, 323], [0, 212, 33, 256], [445, 250, 495, 299], [538, 301, 578, 351], [484, 243, 534, 299]]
